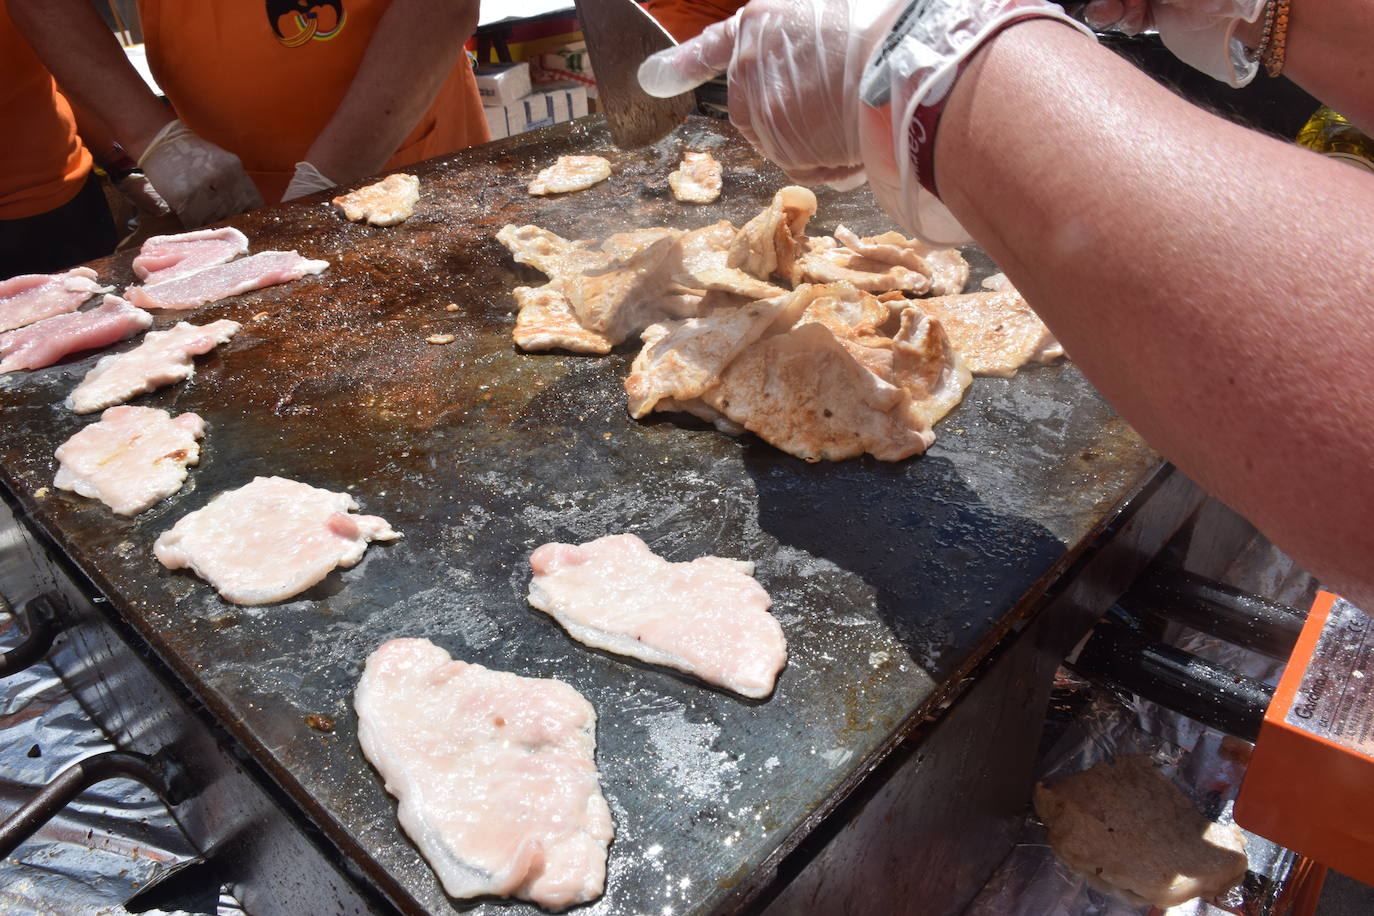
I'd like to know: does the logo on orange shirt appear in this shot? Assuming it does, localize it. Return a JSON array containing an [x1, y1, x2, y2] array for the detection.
[[268, 0, 347, 47]]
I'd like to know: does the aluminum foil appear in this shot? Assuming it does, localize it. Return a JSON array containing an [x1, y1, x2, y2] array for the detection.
[[966, 519, 1319, 916], [0, 610, 206, 915]]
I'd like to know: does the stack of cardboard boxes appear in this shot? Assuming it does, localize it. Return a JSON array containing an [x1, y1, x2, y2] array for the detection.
[[477, 62, 590, 140]]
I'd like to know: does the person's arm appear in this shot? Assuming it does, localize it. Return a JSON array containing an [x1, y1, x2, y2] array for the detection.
[[935, 19, 1374, 607], [1278, 0, 1374, 134], [299, 0, 479, 188], [6, 0, 170, 157]]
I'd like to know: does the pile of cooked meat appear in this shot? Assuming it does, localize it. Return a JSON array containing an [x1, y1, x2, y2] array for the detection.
[[497, 186, 1064, 462]]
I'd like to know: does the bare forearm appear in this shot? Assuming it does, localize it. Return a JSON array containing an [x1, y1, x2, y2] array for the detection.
[[303, 0, 478, 184], [6, 0, 171, 157], [1280, 0, 1374, 134], [935, 20, 1374, 605]]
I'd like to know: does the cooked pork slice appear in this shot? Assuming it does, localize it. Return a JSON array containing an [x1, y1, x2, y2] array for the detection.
[[53, 407, 205, 515], [797, 236, 931, 294], [791, 283, 891, 337], [664, 221, 781, 298], [133, 228, 250, 284], [513, 283, 613, 354], [126, 250, 329, 311], [654, 396, 747, 435], [0, 295, 152, 375], [528, 533, 787, 698], [669, 151, 722, 203], [1035, 755, 1248, 907], [154, 476, 399, 605], [67, 319, 241, 414], [728, 186, 817, 285], [332, 173, 420, 226], [918, 287, 1063, 378], [564, 235, 679, 343], [600, 227, 681, 260], [888, 306, 973, 428], [625, 294, 782, 418], [920, 245, 970, 296], [496, 224, 611, 280], [981, 271, 1011, 291], [832, 226, 932, 271], [704, 322, 935, 461], [529, 155, 613, 196], [355, 638, 613, 909], [0, 267, 110, 333]]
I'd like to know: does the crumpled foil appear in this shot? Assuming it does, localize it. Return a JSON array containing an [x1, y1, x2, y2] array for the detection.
[[0, 611, 207, 915], [966, 515, 1321, 916]]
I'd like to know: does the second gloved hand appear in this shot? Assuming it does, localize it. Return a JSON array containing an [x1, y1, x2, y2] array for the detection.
[[1082, 0, 1265, 86], [137, 120, 263, 229], [281, 161, 338, 202]]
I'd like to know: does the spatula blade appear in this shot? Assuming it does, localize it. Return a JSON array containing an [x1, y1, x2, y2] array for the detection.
[[573, 0, 696, 148]]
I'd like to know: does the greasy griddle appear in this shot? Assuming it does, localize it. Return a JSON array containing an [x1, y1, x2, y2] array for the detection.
[[0, 117, 1157, 914]]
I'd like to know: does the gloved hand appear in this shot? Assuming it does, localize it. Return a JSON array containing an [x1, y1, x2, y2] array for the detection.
[[640, 0, 1092, 244], [137, 120, 263, 229], [114, 172, 170, 219], [281, 161, 337, 202], [1083, 0, 1265, 86]]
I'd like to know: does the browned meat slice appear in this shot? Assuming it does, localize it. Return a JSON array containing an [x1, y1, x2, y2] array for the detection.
[[654, 397, 747, 434], [887, 306, 973, 429], [528, 155, 612, 195], [797, 236, 931, 294], [917, 286, 1063, 378], [496, 225, 611, 279], [702, 322, 934, 462], [512, 283, 613, 354], [919, 245, 970, 296], [728, 186, 817, 286], [564, 234, 680, 343], [600, 227, 682, 260], [332, 173, 420, 227], [669, 151, 722, 203], [624, 293, 783, 418]]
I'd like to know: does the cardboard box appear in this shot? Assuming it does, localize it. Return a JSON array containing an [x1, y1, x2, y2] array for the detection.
[[475, 62, 531, 106], [520, 93, 556, 133], [482, 105, 509, 140]]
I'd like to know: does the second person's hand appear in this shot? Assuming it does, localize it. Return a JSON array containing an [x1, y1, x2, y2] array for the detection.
[[138, 120, 264, 229]]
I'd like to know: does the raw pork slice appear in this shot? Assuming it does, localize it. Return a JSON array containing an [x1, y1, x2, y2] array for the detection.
[[332, 173, 420, 226], [1035, 755, 1248, 907], [917, 288, 1064, 377], [53, 407, 205, 515], [132, 228, 250, 284], [528, 533, 787, 698], [126, 250, 329, 311], [154, 476, 399, 605], [669, 151, 722, 203], [67, 319, 241, 414], [528, 155, 612, 195], [355, 638, 613, 910], [0, 295, 152, 374], [0, 267, 109, 333]]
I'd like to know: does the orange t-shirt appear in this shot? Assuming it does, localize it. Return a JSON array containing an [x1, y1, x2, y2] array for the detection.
[[140, 0, 489, 203], [0, 6, 94, 220], [643, 0, 747, 42]]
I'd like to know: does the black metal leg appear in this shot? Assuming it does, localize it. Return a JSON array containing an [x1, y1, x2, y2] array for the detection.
[[0, 750, 192, 859], [0, 593, 61, 677]]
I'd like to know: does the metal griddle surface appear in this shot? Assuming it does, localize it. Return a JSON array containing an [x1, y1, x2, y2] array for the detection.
[[0, 117, 1157, 915]]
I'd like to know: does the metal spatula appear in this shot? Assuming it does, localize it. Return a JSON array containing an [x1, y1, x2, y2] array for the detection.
[[573, 0, 696, 148]]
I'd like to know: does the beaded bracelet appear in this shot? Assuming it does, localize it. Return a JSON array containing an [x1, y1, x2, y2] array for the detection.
[[1246, 0, 1292, 77]]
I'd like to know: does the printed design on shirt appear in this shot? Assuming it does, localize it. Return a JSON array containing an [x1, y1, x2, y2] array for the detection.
[[267, 0, 347, 47]]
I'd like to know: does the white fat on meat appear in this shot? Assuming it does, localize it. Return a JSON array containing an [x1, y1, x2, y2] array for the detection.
[[496, 225, 611, 279], [728, 186, 817, 286], [0, 295, 152, 375], [528, 533, 787, 698], [917, 287, 1064, 378], [355, 638, 613, 909], [126, 250, 329, 311], [0, 267, 110, 333], [67, 319, 240, 414], [702, 321, 936, 462], [624, 293, 784, 418], [513, 283, 613, 354], [529, 155, 612, 196], [154, 476, 399, 605], [332, 173, 420, 227], [669, 151, 722, 203], [132, 228, 250, 285], [54, 407, 205, 515]]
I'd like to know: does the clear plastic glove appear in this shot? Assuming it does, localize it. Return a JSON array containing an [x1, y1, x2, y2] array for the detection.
[[640, 0, 1091, 244], [1082, 0, 1265, 86], [281, 161, 337, 202], [114, 172, 170, 218], [137, 120, 263, 229]]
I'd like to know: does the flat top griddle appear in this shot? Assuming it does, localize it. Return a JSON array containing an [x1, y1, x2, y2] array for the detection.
[[0, 117, 1157, 914]]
